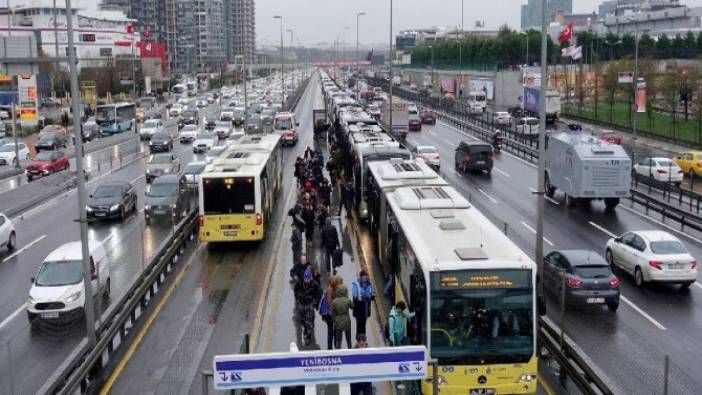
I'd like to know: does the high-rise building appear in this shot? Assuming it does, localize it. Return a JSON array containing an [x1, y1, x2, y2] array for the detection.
[[101, 0, 166, 42], [225, 0, 256, 65], [521, 0, 573, 31]]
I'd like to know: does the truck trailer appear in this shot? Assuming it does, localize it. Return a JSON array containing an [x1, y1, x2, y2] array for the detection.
[[544, 132, 631, 210], [523, 86, 561, 123]]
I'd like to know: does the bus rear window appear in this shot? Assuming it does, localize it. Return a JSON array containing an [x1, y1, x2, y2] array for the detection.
[[203, 177, 255, 214]]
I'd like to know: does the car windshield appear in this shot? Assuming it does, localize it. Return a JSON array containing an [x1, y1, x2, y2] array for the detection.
[[183, 126, 198, 132], [152, 133, 169, 141], [42, 131, 57, 138], [274, 118, 292, 130], [143, 120, 159, 128], [183, 111, 197, 118], [650, 240, 688, 255], [655, 159, 676, 167], [418, 147, 437, 154], [184, 163, 206, 174], [573, 265, 611, 278], [146, 182, 178, 197], [216, 122, 230, 127], [527, 118, 539, 125], [34, 151, 54, 161], [197, 133, 214, 140], [429, 270, 534, 365], [0, 145, 17, 152], [94, 185, 122, 198], [149, 155, 172, 164], [35, 260, 83, 286]]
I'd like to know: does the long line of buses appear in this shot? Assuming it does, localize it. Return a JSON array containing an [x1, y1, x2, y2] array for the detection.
[[197, 70, 540, 395]]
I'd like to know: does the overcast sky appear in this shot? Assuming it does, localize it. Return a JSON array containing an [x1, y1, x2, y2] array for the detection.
[[255, 0, 702, 47], [22, 0, 702, 47]]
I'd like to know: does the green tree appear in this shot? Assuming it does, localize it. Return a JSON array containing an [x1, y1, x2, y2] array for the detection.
[[672, 34, 686, 58], [603, 61, 623, 122], [656, 34, 671, 58], [685, 31, 697, 58], [660, 70, 680, 138], [638, 33, 656, 59]]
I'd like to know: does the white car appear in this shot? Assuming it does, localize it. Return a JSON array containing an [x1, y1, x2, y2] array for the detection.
[[177, 97, 191, 106], [140, 119, 164, 140], [634, 157, 683, 184], [515, 117, 540, 135], [413, 145, 441, 170], [196, 99, 208, 108], [27, 240, 110, 325], [214, 121, 232, 139], [206, 145, 227, 163], [179, 125, 199, 143], [0, 213, 16, 251], [170, 104, 184, 117], [193, 132, 216, 153], [207, 96, 215, 104], [0, 143, 30, 166], [494, 111, 512, 126], [606, 230, 697, 288]]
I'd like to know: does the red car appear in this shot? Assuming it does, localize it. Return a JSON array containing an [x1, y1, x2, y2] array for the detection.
[[420, 110, 436, 125], [26, 150, 69, 181], [598, 130, 623, 145]]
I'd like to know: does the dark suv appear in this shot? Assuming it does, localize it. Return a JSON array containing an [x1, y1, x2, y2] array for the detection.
[[144, 174, 189, 225], [454, 141, 493, 174], [178, 109, 199, 130]]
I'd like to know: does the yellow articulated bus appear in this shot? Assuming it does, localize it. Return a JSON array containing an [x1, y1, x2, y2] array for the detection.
[[198, 134, 282, 242], [379, 185, 538, 395]]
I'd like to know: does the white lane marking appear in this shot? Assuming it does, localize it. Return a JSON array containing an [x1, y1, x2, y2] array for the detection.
[[505, 151, 538, 169], [618, 205, 702, 246], [695, 282, 702, 290], [528, 187, 560, 205], [588, 221, 618, 238], [478, 188, 498, 204], [620, 295, 667, 330], [449, 168, 463, 178], [3, 234, 46, 263], [520, 221, 554, 246], [102, 234, 114, 244], [130, 174, 145, 184], [0, 303, 26, 331], [493, 166, 511, 178]]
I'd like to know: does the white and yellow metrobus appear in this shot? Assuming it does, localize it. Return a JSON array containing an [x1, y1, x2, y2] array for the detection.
[[198, 134, 282, 242], [380, 185, 538, 395]]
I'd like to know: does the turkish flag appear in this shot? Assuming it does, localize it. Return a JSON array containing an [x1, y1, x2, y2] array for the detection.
[[558, 22, 573, 44]]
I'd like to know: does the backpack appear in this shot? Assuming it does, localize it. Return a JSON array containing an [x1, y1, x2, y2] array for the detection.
[[319, 292, 330, 317]]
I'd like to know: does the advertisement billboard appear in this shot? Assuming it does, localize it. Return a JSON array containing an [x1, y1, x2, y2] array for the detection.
[[441, 77, 456, 93], [468, 78, 494, 100], [618, 71, 634, 84], [636, 78, 646, 113], [17, 74, 38, 127]]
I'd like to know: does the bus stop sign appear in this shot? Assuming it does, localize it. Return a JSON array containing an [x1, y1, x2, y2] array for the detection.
[[213, 346, 427, 390]]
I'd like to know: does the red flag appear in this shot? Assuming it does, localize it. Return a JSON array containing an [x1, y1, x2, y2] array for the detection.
[[126, 23, 134, 34], [558, 22, 573, 44]]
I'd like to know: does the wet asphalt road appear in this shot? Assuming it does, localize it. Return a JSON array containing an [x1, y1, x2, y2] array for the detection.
[[405, 119, 702, 394], [0, 98, 224, 394]]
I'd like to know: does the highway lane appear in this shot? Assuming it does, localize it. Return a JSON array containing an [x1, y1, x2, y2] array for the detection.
[[103, 76, 318, 394], [0, 99, 227, 394], [407, 120, 702, 393]]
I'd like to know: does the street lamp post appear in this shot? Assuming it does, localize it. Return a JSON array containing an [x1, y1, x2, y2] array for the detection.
[[627, 16, 640, 146], [535, 0, 548, 309], [459, 0, 464, 65], [65, 0, 97, 347], [273, 15, 284, 108], [286, 28, 294, 88], [428, 45, 434, 86], [356, 12, 366, 69]]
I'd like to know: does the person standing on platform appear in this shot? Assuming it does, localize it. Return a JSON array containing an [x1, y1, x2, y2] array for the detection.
[[352, 270, 375, 335], [330, 283, 353, 349], [350, 333, 373, 395], [294, 267, 322, 346]]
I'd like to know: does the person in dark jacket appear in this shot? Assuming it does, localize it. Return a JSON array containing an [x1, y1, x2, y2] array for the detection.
[[351, 270, 375, 335], [330, 283, 353, 349], [339, 182, 354, 218], [301, 201, 315, 246], [318, 178, 332, 208], [289, 255, 310, 282], [294, 267, 322, 345], [290, 223, 303, 267], [320, 218, 340, 273]]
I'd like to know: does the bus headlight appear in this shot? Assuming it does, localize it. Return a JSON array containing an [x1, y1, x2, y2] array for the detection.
[[425, 375, 447, 386], [517, 373, 537, 383]]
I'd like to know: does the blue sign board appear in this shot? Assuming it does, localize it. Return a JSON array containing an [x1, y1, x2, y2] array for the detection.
[[213, 346, 427, 390]]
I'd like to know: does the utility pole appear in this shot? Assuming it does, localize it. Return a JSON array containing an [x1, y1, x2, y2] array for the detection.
[[535, 0, 548, 308], [356, 12, 366, 70], [459, 0, 464, 65], [273, 15, 284, 108], [65, 0, 96, 347], [388, 0, 393, 135]]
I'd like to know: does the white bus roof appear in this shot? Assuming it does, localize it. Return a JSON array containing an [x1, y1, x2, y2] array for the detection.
[[386, 185, 535, 272], [350, 131, 394, 145], [204, 151, 269, 176], [223, 133, 281, 154], [368, 158, 448, 190]]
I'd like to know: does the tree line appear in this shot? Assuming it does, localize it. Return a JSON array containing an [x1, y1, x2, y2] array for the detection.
[[409, 26, 702, 68]]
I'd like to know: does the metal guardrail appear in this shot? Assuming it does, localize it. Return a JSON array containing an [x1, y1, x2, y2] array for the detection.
[[538, 316, 616, 395], [632, 173, 702, 214], [39, 210, 199, 395]]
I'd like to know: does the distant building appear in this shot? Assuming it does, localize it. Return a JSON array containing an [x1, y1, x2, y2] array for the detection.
[[0, 0, 138, 63], [521, 0, 573, 31], [601, 4, 702, 37], [395, 27, 499, 50], [226, 0, 255, 65]]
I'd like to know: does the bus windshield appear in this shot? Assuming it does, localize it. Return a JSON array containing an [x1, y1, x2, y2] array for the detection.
[[274, 118, 293, 130], [96, 106, 115, 123], [429, 270, 534, 365], [203, 177, 255, 214]]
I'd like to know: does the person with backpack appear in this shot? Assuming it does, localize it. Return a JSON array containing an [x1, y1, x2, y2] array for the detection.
[[294, 267, 322, 346], [330, 283, 353, 349], [388, 301, 415, 346], [351, 270, 375, 335], [320, 218, 340, 273], [320, 273, 342, 349]]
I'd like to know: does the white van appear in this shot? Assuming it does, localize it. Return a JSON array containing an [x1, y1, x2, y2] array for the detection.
[[27, 240, 110, 325]]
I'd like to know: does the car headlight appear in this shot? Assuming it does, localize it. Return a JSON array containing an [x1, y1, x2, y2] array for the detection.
[[517, 373, 537, 383], [170, 203, 177, 209], [43, 169, 49, 174], [65, 291, 81, 304], [146, 169, 151, 174], [86, 206, 93, 212], [164, 169, 170, 173], [110, 204, 120, 211], [145, 205, 151, 211], [27, 296, 35, 305]]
